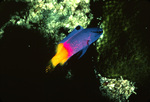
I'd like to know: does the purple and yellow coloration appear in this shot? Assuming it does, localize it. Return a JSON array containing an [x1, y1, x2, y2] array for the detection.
[[46, 25, 103, 72]]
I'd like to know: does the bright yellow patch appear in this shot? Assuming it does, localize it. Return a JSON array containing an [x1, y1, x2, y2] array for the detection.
[[46, 43, 69, 72], [60, 57, 68, 65]]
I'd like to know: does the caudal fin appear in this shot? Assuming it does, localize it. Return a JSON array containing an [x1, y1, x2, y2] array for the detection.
[[45, 43, 69, 72], [45, 61, 55, 73]]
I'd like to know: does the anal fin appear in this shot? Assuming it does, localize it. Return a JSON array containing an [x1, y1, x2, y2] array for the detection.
[[60, 57, 69, 65]]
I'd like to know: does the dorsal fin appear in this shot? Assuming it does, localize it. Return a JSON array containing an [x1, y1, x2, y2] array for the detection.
[[60, 25, 84, 43]]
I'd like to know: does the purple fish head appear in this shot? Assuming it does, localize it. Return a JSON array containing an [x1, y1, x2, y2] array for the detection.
[[86, 27, 103, 45]]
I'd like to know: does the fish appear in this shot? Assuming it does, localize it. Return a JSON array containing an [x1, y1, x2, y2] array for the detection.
[[46, 25, 103, 72]]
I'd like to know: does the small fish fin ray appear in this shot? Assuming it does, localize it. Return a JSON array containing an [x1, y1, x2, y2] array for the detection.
[[45, 63, 55, 73], [60, 25, 84, 43], [77, 46, 89, 59], [60, 57, 69, 65]]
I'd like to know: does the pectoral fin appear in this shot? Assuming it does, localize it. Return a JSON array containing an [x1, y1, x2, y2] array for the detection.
[[77, 46, 88, 59]]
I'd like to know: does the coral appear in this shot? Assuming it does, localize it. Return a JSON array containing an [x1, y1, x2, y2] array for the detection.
[[94, 69, 136, 102], [0, 0, 93, 42], [99, 75, 136, 102]]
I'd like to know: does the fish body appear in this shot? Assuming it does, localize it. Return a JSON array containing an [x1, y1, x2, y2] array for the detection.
[[46, 25, 103, 72]]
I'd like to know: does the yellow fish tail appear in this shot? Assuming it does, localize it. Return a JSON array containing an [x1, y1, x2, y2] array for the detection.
[[46, 43, 69, 72], [45, 63, 53, 73]]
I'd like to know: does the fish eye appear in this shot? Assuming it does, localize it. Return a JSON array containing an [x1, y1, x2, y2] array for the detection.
[[75, 25, 81, 30]]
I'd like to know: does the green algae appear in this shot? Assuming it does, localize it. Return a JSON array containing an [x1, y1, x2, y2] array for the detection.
[[96, 0, 150, 86]]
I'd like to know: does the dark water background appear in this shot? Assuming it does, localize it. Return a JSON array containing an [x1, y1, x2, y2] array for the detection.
[[0, 0, 150, 102]]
